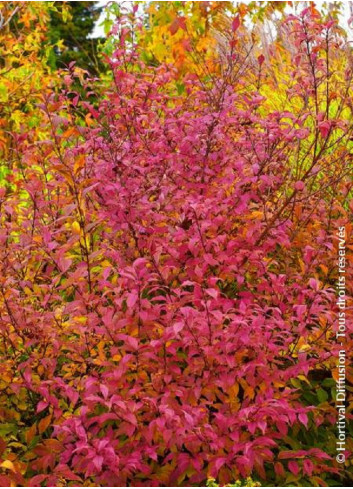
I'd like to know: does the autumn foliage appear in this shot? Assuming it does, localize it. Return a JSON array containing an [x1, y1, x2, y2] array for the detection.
[[0, 2, 352, 487]]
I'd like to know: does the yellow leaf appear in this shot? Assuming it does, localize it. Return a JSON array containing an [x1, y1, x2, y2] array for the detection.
[[298, 259, 306, 274], [75, 316, 87, 324], [71, 221, 81, 235], [24, 286, 32, 296], [1, 460, 15, 471], [298, 375, 311, 386]]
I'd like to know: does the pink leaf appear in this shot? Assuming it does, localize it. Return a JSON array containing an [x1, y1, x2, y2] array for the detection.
[[303, 459, 314, 476], [37, 401, 49, 413], [318, 120, 331, 138], [232, 15, 240, 32], [288, 460, 300, 476], [127, 291, 138, 308], [298, 412, 308, 428], [100, 384, 109, 400], [173, 322, 184, 335], [309, 278, 319, 290], [294, 181, 305, 191]]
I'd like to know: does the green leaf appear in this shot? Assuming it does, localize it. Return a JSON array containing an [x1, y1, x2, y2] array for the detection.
[[317, 388, 328, 403], [0, 423, 18, 437]]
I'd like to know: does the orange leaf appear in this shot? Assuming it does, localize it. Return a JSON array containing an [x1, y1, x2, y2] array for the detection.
[[74, 154, 85, 174], [38, 415, 52, 435], [25, 423, 36, 445]]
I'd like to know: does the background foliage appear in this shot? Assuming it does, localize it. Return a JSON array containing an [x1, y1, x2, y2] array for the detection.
[[48, 1, 104, 75]]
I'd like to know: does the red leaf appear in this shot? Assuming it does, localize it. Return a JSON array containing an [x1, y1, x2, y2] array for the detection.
[[170, 16, 187, 35]]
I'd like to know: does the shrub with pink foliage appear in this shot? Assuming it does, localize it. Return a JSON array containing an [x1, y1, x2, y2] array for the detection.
[[0, 5, 352, 487]]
